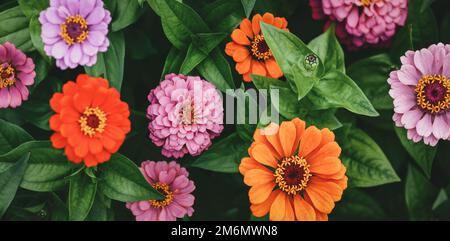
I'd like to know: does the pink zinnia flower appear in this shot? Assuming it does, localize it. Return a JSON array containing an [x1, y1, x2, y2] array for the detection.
[[147, 74, 224, 159], [39, 0, 111, 70], [126, 161, 196, 221], [310, 0, 408, 49], [388, 43, 450, 146], [0, 42, 35, 108]]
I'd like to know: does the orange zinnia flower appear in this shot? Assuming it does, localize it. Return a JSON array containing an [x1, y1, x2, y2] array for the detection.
[[225, 13, 287, 82], [49, 74, 131, 167], [239, 118, 348, 221]]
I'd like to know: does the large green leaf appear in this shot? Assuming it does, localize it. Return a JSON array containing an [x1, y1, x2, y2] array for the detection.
[[69, 172, 97, 221], [332, 189, 387, 221], [308, 24, 345, 73], [341, 127, 400, 187], [201, 0, 256, 32], [161, 47, 186, 79], [85, 31, 125, 92], [0, 6, 33, 52], [347, 54, 395, 110], [395, 127, 437, 178], [17, 0, 48, 18], [29, 15, 51, 63], [85, 192, 114, 221], [109, 0, 144, 32], [260, 22, 324, 100], [97, 154, 163, 202], [191, 133, 248, 173], [0, 153, 29, 218], [196, 49, 235, 92], [405, 164, 439, 220], [0, 119, 33, 155], [308, 70, 379, 117]]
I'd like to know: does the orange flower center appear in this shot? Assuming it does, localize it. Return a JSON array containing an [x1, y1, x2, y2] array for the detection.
[[60, 15, 89, 45], [416, 74, 450, 114], [360, 0, 375, 6], [250, 34, 273, 61], [0, 63, 16, 89], [149, 182, 174, 208], [79, 107, 107, 137], [274, 155, 311, 195]]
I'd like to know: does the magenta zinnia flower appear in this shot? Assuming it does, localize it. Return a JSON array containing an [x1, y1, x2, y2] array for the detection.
[[388, 43, 450, 146], [39, 0, 111, 70], [310, 0, 408, 49], [147, 74, 224, 159], [0, 42, 35, 108], [126, 161, 196, 221]]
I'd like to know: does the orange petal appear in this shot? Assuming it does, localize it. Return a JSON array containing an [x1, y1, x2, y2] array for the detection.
[[291, 118, 306, 155], [307, 142, 342, 163], [309, 157, 342, 175], [73, 92, 93, 113], [225, 42, 239, 56], [262, 13, 275, 25], [84, 154, 98, 167], [239, 157, 263, 175], [253, 128, 281, 160], [231, 29, 250, 45], [65, 146, 82, 164], [49, 93, 63, 113], [315, 211, 328, 221], [50, 133, 66, 149], [263, 123, 284, 158], [252, 14, 262, 35], [320, 128, 335, 145], [233, 47, 250, 62], [89, 138, 103, 154], [49, 115, 61, 131], [74, 139, 89, 158], [279, 121, 296, 157], [273, 17, 284, 28], [265, 58, 283, 79], [244, 168, 275, 186], [305, 186, 335, 214], [240, 18, 254, 38], [317, 164, 347, 181], [252, 60, 267, 76], [299, 126, 322, 157], [308, 177, 343, 201], [269, 191, 287, 221], [284, 196, 296, 221], [281, 17, 288, 29], [236, 56, 251, 74], [249, 182, 276, 204], [91, 87, 108, 107], [243, 73, 252, 82], [250, 190, 280, 217], [294, 195, 316, 221], [250, 143, 278, 168], [62, 81, 78, 95]]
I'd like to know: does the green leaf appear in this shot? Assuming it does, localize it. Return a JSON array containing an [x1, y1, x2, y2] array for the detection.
[[0, 153, 29, 218], [180, 32, 228, 74], [405, 164, 439, 220], [0, 118, 33, 155], [196, 49, 235, 92], [69, 173, 97, 221], [0, 6, 33, 52], [110, 0, 144, 32], [347, 54, 395, 110], [17, 0, 48, 18], [260, 22, 324, 100], [0, 141, 76, 191], [308, 70, 379, 117], [147, 0, 210, 49], [161, 47, 186, 79], [85, 31, 125, 92], [302, 109, 342, 130], [97, 153, 163, 202], [341, 127, 400, 187], [29, 15, 51, 63], [240, 0, 256, 17], [200, 0, 255, 32], [332, 189, 387, 220], [395, 127, 437, 178], [191, 133, 248, 173], [48, 193, 68, 221], [85, 192, 113, 221], [308, 24, 345, 73]]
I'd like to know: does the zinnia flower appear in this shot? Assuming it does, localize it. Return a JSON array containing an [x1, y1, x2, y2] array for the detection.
[[49, 74, 131, 167], [240, 118, 347, 221], [309, 0, 408, 49], [39, 0, 112, 70], [147, 74, 224, 159], [388, 43, 450, 146], [225, 13, 287, 82], [0, 42, 35, 108], [126, 160, 195, 221]]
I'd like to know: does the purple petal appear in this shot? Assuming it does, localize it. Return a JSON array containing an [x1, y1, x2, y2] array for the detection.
[[0, 88, 11, 108], [45, 8, 64, 24], [82, 42, 98, 56], [87, 31, 106, 47], [80, 0, 97, 18], [432, 115, 450, 139], [69, 44, 82, 63], [8, 87, 22, 108], [401, 109, 424, 129], [42, 23, 60, 38], [414, 49, 434, 75], [17, 71, 35, 86], [66, 0, 80, 15], [86, 7, 106, 25], [52, 41, 69, 59], [416, 114, 433, 137]]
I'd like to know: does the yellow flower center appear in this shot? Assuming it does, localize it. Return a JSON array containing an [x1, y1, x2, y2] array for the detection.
[[60, 15, 89, 45], [150, 182, 174, 208], [274, 155, 312, 195], [180, 102, 198, 125], [416, 75, 450, 114], [79, 107, 107, 137], [360, 0, 375, 6], [0, 64, 16, 89], [250, 34, 273, 61]]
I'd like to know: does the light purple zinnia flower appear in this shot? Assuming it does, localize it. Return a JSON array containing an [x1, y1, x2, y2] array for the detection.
[[147, 74, 224, 159], [388, 43, 450, 146], [39, 0, 111, 70], [0, 42, 35, 108], [126, 161, 196, 221]]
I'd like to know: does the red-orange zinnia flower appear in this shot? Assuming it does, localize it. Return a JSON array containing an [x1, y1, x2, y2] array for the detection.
[[225, 13, 288, 82], [240, 118, 348, 221], [49, 74, 131, 167]]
